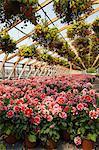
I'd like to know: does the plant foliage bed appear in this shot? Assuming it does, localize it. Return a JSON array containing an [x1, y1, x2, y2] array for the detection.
[[0, 74, 98, 149]]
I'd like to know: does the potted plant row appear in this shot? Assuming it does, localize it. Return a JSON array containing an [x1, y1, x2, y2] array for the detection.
[[0, 74, 98, 149]]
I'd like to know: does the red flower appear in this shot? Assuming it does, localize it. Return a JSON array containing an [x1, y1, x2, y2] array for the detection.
[[77, 103, 84, 111], [16, 99, 24, 105], [64, 106, 70, 112], [13, 106, 20, 113], [6, 110, 14, 118], [85, 95, 92, 102], [56, 97, 65, 104], [10, 100, 14, 105], [34, 116, 41, 125], [24, 108, 33, 117]]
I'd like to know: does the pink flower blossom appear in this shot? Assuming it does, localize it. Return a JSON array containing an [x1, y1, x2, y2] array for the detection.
[[73, 89, 78, 94], [59, 112, 67, 119], [50, 124, 55, 128], [34, 116, 41, 125], [89, 110, 98, 119], [16, 99, 24, 105], [10, 100, 15, 105], [13, 105, 20, 113], [77, 103, 84, 111], [96, 108, 99, 115], [24, 108, 33, 117], [89, 89, 95, 96], [3, 106, 8, 111], [6, 110, 14, 118], [56, 97, 65, 104], [47, 115, 53, 122], [74, 136, 82, 146]]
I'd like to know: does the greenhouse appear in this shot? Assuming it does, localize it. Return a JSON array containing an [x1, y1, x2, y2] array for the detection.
[[0, 0, 99, 150]]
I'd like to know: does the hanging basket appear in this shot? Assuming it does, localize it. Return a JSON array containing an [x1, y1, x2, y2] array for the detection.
[[82, 139, 94, 150], [53, 0, 93, 23], [20, 5, 38, 25], [49, 41, 63, 50], [3, 0, 21, 18]]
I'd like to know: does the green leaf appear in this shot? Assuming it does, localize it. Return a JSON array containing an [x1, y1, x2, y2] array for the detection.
[[0, 124, 4, 130], [28, 134, 36, 143], [87, 133, 97, 142], [77, 128, 81, 134], [0, 144, 6, 150], [49, 130, 53, 137], [45, 128, 50, 134], [5, 128, 11, 135]]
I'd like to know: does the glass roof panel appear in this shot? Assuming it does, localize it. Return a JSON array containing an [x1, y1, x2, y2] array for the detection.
[[86, 11, 99, 23], [39, 0, 45, 3], [17, 37, 33, 47], [0, 53, 5, 61], [37, 9, 47, 22], [15, 21, 34, 34], [19, 58, 28, 64], [52, 19, 67, 28], [8, 28, 25, 41], [43, 2, 56, 19], [7, 56, 19, 63]]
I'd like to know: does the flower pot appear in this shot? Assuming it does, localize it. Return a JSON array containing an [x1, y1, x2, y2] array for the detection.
[[61, 130, 70, 142], [24, 137, 37, 149], [45, 139, 57, 150], [82, 139, 94, 150], [4, 134, 17, 144]]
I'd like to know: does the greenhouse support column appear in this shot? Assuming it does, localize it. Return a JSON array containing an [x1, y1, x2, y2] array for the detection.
[[0, 53, 8, 73], [26, 61, 39, 78], [26, 65, 34, 78], [54, 65, 57, 76], [33, 63, 43, 76], [43, 64, 48, 76], [46, 66, 51, 76], [69, 62, 72, 74], [43, 66, 48, 76], [53, 65, 56, 76], [51, 65, 55, 76], [54, 66, 58, 76], [92, 54, 99, 67], [50, 66, 54, 76], [39, 64, 47, 76], [8, 57, 22, 79], [2, 64, 5, 79], [18, 59, 30, 79], [13, 63, 17, 78], [56, 65, 60, 76]]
